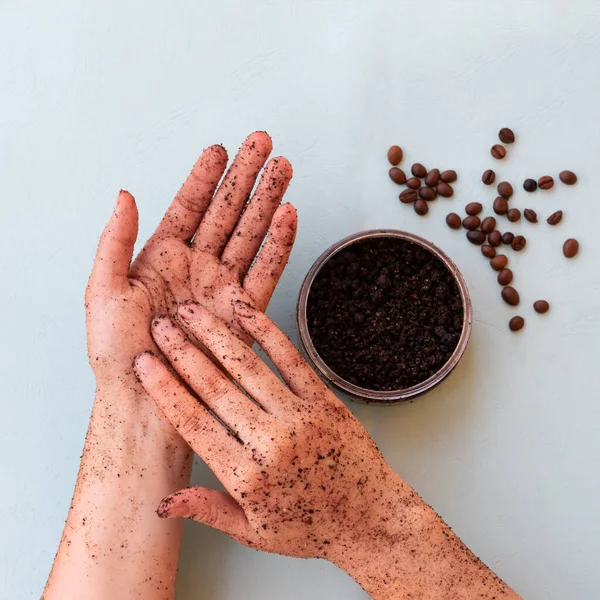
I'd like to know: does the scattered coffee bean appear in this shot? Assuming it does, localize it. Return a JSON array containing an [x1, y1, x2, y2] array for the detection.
[[490, 254, 508, 271], [488, 230, 502, 247], [446, 213, 462, 229], [389, 167, 407, 185], [419, 187, 437, 201], [465, 202, 483, 216], [481, 216, 497, 234], [547, 210, 563, 226], [414, 199, 429, 215], [493, 196, 509, 215], [399, 189, 418, 203], [462, 215, 481, 230], [498, 128, 515, 144], [481, 245, 496, 258], [436, 182, 454, 197], [512, 235, 526, 251], [497, 181, 513, 198], [388, 145, 403, 165], [538, 175, 554, 190], [523, 178, 537, 192], [491, 144, 506, 159], [482, 169, 496, 185], [524, 208, 538, 223], [501, 286, 520, 306], [406, 177, 421, 190], [498, 268, 513, 286], [411, 163, 427, 178], [507, 208, 521, 222], [502, 232, 514, 245], [563, 238, 579, 258], [533, 300, 550, 314], [559, 170, 577, 185], [440, 170, 457, 183], [509, 316, 525, 331], [467, 230, 486, 245], [425, 168, 440, 187]]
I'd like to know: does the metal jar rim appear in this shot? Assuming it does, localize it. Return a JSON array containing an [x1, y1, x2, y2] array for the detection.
[[296, 229, 473, 404]]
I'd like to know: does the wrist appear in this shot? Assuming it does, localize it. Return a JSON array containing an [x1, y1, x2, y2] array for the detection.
[[331, 472, 520, 600]]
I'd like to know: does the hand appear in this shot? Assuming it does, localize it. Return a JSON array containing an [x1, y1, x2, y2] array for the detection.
[[87, 131, 296, 379], [45, 132, 297, 600], [134, 302, 520, 600]]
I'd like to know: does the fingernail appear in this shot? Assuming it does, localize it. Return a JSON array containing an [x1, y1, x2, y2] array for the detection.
[[151, 314, 175, 333], [132, 350, 155, 378], [157, 495, 190, 519], [178, 301, 199, 320], [233, 301, 255, 319]]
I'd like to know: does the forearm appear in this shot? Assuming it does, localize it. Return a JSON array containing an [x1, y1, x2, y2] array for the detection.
[[44, 384, 193, 600], [332, 471, 520, 600]]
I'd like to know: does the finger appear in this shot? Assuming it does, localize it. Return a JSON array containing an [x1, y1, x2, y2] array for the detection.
[[157, 487, 257, 546], [177, 302, 297, 414], [243, 203, 297, 312], [233, 302, 329, 401], [89, 190, 138, 293], [193, 132, 272, 255], [133, 351, 245, 478], [221, 157, 293, 280], [148, 145, 228, 243], [151, 315, 271, 435]]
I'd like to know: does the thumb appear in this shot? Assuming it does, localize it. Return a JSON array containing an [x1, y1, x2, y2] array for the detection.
[[157, 487, 254, 541], [89, 190, 138, 292]]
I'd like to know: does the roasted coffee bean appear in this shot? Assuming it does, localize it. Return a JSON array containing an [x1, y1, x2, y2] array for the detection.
[[497, 181, 513, 198], [389, 167, 407, 184], [509, 316, 525, 331], [467, 230, 486, 245], [502, 232, 514, 245], [501, 286, 520, 306], [559, 170, 577, 185], [481, 216, 497, 233], [563, 238, 579, 258], [507, 208, 521, 222], [411, 163, 427, 178], [512, 235, 526, 251], [446, 213, 462, 229], [388, 145, 403, 165], [425, 168, 440, 187], [498, 268, 513, 285], [533, 300, 550, 314], [524, 208, 538, 223], [462, 215, 481, 230], [419, 187, 437, 201], [490, 254, 508, 271], [436, 182, 454, 197], [414, 199, 429, 215], [538, 175, 554, 190], [499, 128, 515, 144], [547, 210, 563, 226], [493, 196, 509, 215], [491, 144, 506, 159], [440, 170, 457, 183], [481, 245, 496, 258], [523, 178, 537, 192], [406, 177, 421, 190], [488, 230, 502, 247], [482, 169, 496, 185], [465, 202, 483, 216], [399, 189, 418, 203]]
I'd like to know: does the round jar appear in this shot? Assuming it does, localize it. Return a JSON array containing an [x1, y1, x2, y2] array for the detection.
[[297, 230, 472, 404]]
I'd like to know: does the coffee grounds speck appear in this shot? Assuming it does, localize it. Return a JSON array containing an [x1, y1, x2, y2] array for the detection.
[[306, 237, 464, 391]]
